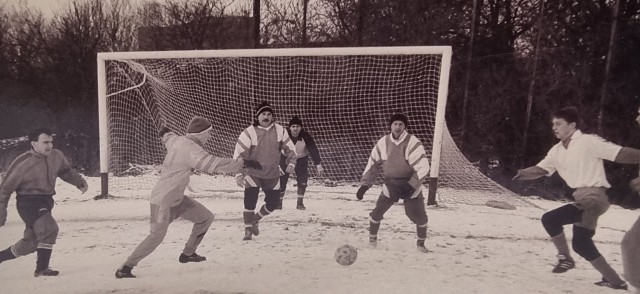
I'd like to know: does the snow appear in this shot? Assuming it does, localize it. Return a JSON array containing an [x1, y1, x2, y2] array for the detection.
[[0, 176, 638, 294]]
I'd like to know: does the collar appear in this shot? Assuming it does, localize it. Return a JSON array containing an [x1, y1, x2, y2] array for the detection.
[[389, 131, 408, 144], [257, 124, 274, 131]]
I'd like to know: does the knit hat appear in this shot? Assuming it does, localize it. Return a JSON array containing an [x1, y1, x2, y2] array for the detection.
[[289, 116, 303, 127], [389, 113, 408, 126], [255, 101, 274, 118], [187, 116, 212, 133]]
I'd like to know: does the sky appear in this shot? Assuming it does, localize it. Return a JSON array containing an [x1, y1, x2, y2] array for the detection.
[[0, 174, 639, 293]]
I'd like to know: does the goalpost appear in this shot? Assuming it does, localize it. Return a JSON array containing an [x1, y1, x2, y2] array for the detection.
[[97, 46, 530, 207]]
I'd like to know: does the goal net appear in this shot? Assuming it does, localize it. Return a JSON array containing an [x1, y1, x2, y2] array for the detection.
[[98, 46, 532, 208]]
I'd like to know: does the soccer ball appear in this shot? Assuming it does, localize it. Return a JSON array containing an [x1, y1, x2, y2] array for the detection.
[[334, 244, 357, 266]]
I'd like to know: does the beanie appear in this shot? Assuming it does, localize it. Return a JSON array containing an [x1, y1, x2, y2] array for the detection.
[[389, 113, 409, 126], [187, 116, 212, 133], [289, 116, 303, 127], [255, 101, 274, 118]]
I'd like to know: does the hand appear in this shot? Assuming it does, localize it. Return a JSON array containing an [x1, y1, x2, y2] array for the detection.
[[631, 176, 640, 192], [286, 164, 295, 174], [511, 170, 523, 181], [243, 159, 262, 170], [278, 166, 285, 176], [356, 186, 369, 200], [316, 164, 323, 176], [78, 181, 88, 194], [0, 206, 6, 227], [235, 174, 245, 188]]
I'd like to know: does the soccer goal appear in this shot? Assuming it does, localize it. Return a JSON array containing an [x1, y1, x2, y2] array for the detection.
[[97, 46, 530, 207]]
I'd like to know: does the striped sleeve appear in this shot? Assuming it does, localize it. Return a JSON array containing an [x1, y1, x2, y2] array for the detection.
[[233, 127, 254, 160], [361, 137, 385, 186], [405, 135, 430, 182], [192, 148, 244, 174]]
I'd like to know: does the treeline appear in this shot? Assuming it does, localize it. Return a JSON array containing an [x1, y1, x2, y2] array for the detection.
[[1, 0, 639, 204]]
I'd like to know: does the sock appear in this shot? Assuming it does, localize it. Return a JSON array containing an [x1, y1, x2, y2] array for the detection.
[[243, 210, 254, 230], [417, 223, 427, 241], [297, 196, 304, 204], [369, 218, 381, 240], [590, 255, 624, 284], [551, 232, 572, 259], [254, 205, 271, 223], [0, 247, 17, 263], [36, 248, 52, 272]]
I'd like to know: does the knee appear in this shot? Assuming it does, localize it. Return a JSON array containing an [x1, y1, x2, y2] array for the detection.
[[407, 212, 428, 225], [541, 212, 561, 236], [572, 227, 599, 261]]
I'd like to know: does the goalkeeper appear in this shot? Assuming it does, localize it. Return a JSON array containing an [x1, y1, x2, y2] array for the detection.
[[115, 116, 261, 279], [234, 101, 297, 241], [622, 106, 640, 294], [278, 115, 323, 210], [356, 113, 430, 253]]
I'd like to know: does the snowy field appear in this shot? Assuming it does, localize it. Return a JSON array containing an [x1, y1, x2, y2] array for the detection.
[[0, 175, 638, 294]]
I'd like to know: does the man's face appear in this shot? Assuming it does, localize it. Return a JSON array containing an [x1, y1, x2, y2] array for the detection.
[[390, 121, 406, 137], [258, 111, 273, 127], [551, 117, 575, 140], [635, 108, 640, 126], [32, 133, 54, 156], [290, 124, 301, 137]]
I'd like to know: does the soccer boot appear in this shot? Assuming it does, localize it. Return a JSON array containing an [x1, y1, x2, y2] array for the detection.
[[115, 266, 136, 279], [296, 202, 306, 210], [369, 236, 377, 248], [34, 268, 59, 277], [243, 228, 253, 241], [552, 255, 575, 273], [594, 278, 628, 290], [179, 253, 206, 263], [417, 240, 429, 253]]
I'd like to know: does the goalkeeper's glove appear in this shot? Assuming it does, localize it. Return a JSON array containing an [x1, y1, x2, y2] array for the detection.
[[356, 186, 369, 200], [243, 159, 262, 170]]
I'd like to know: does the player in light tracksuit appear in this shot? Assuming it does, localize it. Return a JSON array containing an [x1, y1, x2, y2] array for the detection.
[[356, 113, 431, 253], [234, 101, 297, 241], [0, 127, 88, 277], [115, 116, 261, 278]]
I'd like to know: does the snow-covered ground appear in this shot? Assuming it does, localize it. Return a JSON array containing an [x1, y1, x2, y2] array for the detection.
[[0, 175, 638, 294]]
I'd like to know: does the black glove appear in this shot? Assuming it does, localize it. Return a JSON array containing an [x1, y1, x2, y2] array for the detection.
[[243, 159, 262, 170], [356, 186, 369, 200]]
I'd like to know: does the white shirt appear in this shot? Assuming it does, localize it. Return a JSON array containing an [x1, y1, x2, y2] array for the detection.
[[536, 130, 621, 188]]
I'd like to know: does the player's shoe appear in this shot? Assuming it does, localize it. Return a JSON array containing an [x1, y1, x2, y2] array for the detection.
[[552, 255, 575, 273], [179, 253, 206, 263], [243, 228, 253, 241], [417, 240, 429, 253], [594, 278, 628, 290], [115, 266, 136, 279], [251, 222, 260, 236], [369, 236, 377, 248], [296, 202, 306, 210], [34, 268, 59, 277]]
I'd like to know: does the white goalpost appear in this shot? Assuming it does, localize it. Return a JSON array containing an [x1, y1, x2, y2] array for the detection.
[[96, 46, 531, 207]]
